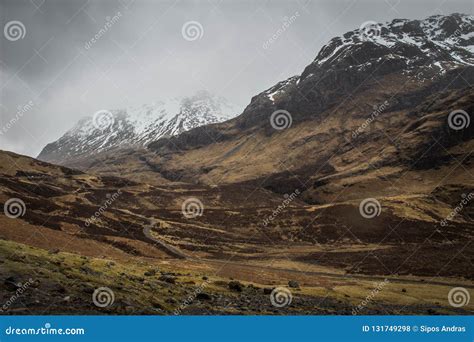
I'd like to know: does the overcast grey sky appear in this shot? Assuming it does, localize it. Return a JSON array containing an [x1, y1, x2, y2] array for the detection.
[[1, 0, 473, 157]]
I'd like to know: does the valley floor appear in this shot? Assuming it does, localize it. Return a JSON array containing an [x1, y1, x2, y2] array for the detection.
[[0, 150, 472, 315], [1, 238, 472, 315]]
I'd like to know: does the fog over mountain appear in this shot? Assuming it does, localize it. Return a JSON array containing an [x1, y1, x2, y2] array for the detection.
[[37, 90, 239, 164]]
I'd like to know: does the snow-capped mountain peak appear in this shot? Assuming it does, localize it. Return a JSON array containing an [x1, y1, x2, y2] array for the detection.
[[38, 91, 240, 164], [236, 13, 473, 131], [301, 13, 474, 81]]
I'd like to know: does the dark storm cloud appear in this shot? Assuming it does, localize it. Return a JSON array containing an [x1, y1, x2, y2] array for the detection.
[[0, 0, 472, 156]]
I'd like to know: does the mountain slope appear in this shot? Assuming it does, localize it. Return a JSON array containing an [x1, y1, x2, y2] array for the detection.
[[1, 13, 474, 314], [37, 91, 239, 165], [145, 14, 474, 195]]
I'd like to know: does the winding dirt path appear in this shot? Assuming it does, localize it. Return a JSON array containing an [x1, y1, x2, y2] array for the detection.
[[143, 225, 187, 259]]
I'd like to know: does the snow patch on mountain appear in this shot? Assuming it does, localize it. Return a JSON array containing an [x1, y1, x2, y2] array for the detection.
[[265, 76, 300, 103], [311, 13, 474, 74], [38, 91, 240, 163]]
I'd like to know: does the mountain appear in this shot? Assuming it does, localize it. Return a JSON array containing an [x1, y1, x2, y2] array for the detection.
[[307, 13, 473, 76], [146, 14, 474, 193], [1, 13, 473, 314], [37, 91, 239, 165]]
